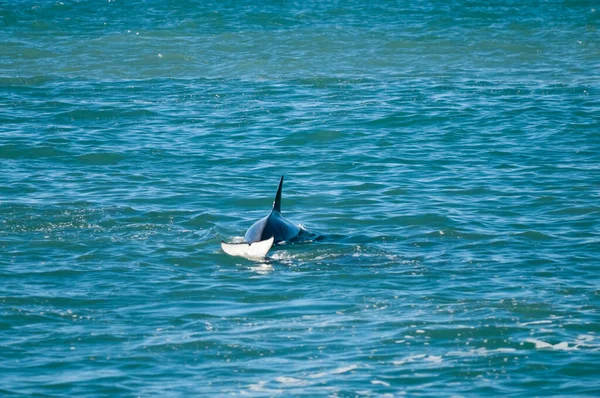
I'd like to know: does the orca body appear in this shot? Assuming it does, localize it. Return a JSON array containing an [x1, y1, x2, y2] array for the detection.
[[221, 176, 304, 259], [243, 176, 301, 244]]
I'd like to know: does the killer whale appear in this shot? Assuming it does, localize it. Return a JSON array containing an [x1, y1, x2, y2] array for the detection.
[[243, 176, 301, 244], [221, 176, 304, 258]]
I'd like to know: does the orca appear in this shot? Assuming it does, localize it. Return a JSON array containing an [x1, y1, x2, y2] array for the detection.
[[221, 176, 304, 259]]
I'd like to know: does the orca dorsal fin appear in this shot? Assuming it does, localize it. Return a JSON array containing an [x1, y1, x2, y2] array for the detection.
[[273, 175, 284, 212]]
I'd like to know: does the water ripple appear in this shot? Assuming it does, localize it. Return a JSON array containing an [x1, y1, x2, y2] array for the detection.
[[1, 1, 599, 396]]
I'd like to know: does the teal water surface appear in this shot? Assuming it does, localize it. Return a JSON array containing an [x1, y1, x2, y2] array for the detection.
[[1, 1, 599, 396]]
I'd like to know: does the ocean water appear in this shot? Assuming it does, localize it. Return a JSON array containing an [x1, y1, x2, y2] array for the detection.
[[1, 0, 599, 396]]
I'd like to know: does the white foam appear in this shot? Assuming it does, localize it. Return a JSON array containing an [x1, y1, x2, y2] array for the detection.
[[309, 364, 358, 379], [249, 263, 274, 274], [553, 342, 570, 350], [270, 251, 296, 263], [247, 381, 283, 394], [333, 364, 358, 374], [445, 347, 517, 358], [574, 334, 595, 347], [519, 320, 553, 326], [425, 355, 443, 363], [275, 376, 308, 386], [494, 348, 517, 353], [371, 379, 391, 387], [524, 338, 574, 351], [393, 354, 426, 365]]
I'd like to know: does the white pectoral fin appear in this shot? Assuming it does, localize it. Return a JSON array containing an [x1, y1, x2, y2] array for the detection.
[[221, 236, 274, 259]]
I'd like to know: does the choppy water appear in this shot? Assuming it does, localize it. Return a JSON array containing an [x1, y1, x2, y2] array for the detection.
[[1, 1, 599, 396]]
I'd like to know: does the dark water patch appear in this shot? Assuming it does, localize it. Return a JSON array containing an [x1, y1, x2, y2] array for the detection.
[[75, 153, 126, 165], [57, 107, 158, 122], [511, 230, 555, 241], [0, 144, 71, 159]]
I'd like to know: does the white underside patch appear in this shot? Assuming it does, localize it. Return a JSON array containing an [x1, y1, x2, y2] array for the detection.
[[221, 236, 274, 259]]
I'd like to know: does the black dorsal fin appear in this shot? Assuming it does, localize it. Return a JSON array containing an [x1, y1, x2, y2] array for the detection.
[[273, 175, 284, 212]]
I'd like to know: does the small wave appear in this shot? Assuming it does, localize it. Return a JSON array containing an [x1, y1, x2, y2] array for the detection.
[[512, 230, 553, 240]]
